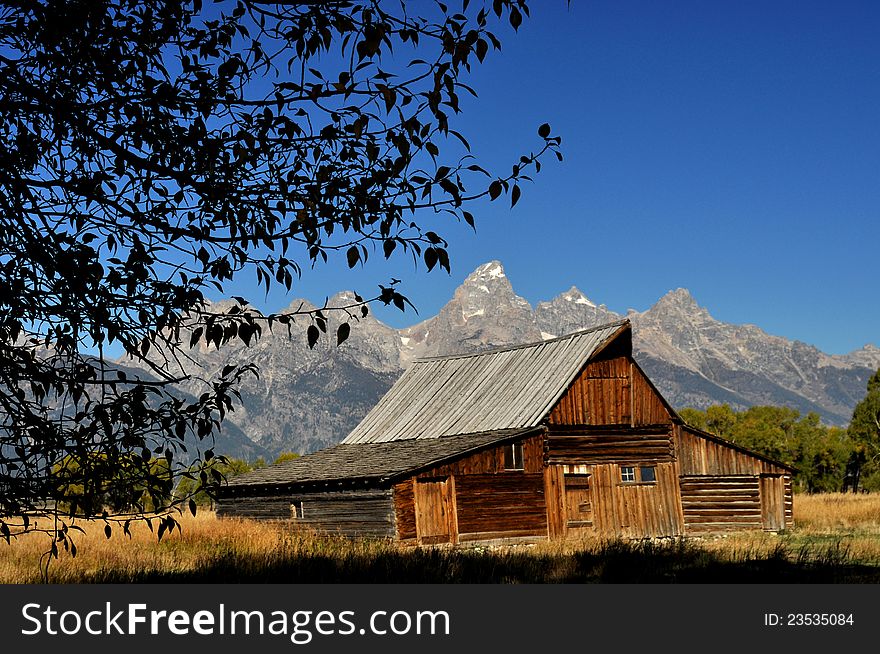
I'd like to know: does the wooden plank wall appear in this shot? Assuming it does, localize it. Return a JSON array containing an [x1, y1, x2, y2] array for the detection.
[[289, 490, 396, 538], [759, 475, 792, 532], [216, 495, 289, 520], [679, 475, 762, 533], [546, 427, 674, 465], [784, 476, 794, 528], [548, 356, 673, 427], [675, 426, 788, 476], [417, 433, 544, 477], [455, 474, 546, 541], [393, 433, 545, 543], [590, 462, 683, 538], [393, 479, 416, 541], [549, 356, 630, 425], [630, 363, 674, 425], [544, 462, 683, 539], [217, 490, 396, 538], [544, 465, 566, 540]]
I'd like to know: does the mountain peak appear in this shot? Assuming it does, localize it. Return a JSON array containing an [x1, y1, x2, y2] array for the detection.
[[469, 260, 506, 281], [559, 285, 596, 308], [657, 288, 699, 309]]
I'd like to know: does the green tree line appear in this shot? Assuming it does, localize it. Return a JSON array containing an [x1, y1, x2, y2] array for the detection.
[[679, 369, 880, 493], [174, 452, 299, 508]]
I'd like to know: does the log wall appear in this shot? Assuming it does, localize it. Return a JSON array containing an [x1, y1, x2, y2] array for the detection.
[[289, 490, 395, 538], [546, 426, 674, 465], [679, 475, 762, 533], [215, 495, 289, 521], [217, 489, 396, 538], [455, 474, 546, 541]]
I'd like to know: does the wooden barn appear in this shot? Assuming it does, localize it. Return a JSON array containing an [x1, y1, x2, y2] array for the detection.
[[217, 319, 794, 543]]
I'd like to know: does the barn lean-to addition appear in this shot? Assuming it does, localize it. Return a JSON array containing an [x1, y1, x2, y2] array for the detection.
[[217, 319, 794, 543]]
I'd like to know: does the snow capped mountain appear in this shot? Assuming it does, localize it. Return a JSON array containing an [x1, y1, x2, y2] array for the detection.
[[399, 260, 541, 363], [126, 261, 880, 457], [535, 286, 621, 341]]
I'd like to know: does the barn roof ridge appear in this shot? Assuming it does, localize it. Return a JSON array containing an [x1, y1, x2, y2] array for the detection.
[[412, 317, 631, 363]]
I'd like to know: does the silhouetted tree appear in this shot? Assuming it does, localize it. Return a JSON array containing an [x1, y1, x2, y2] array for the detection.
[[0, 0, 560, 555]]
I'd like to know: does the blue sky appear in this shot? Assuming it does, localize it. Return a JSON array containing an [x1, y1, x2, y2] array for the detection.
[[233, 1, 879, 355]]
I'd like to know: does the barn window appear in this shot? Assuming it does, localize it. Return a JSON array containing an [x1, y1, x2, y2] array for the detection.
[[290, 501, 303, 519], [640, 466, 656, 483], [620, 466, 636, 483], [504, 442, 524, 470]]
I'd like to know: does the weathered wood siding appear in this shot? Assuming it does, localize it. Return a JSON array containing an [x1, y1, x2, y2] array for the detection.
[[679, 475, 762, 533], [544, 465, 565, 540], [591, 462, 683, 538], [216, 495, 290, 520], [393, 433, 546, 543], [630, 362, 674, 425], [392, 479, 417, 541], [416, 433, 544, 476], [290, 490, 395, 537], [546, 425, 675, 464], [545, 461, 683, 539], [414, 477, 456, 544], [217, 489, 396, 538], [784, 476, 793, 528], [675, 426, 789, 475], [759, 474, 791, 532], [549, 356, 672, 427], [455, 474, 546, 541]]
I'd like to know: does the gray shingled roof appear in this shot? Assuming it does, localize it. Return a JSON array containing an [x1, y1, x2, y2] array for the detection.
[[224, 427, 542, 489], [343, 319, 630, 444]]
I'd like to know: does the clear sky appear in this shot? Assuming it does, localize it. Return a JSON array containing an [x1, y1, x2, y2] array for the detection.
[[231, 0, 880, 355]]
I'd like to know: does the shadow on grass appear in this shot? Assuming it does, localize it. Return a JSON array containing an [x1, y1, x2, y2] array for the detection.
[[70, 539, 880, 583]]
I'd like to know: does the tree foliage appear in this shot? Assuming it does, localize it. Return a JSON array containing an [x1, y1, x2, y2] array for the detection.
[[0, 0, 559, 551], [174, 455, 261, 508], [847, 369, 880, 490]]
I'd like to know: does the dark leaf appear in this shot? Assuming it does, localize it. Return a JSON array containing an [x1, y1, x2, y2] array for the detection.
[[307, 325, 320, 349], [346, 247, 360, 268], [425, 247, 438, 272], [337, 322, 350, 346]]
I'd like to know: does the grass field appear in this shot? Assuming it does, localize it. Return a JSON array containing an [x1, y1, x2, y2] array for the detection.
[[2, 493, 880, 583]]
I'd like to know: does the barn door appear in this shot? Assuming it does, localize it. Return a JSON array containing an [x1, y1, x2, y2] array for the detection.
[[564, 473, 594, 534], [760, 475, 785, 532], [415, 477, 455, 544]]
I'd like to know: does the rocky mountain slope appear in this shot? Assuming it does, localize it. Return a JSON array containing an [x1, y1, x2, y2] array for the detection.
[[124, 261, 880, 457]]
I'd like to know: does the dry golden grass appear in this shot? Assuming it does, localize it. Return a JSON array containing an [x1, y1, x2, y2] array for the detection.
[[2, 492, 880, 583], [0, 512, 397, 583], [794, 492, 880, 531]]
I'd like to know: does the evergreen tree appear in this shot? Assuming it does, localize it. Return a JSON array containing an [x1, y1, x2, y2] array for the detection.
[[847, 369, 880, 491]]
